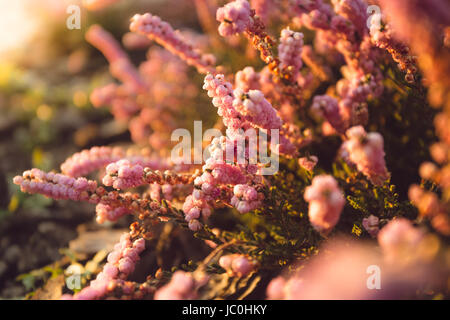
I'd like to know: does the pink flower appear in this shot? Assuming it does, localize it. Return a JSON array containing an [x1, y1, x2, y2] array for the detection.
[[130, 13, 216, 74], [188, 219, 203, 231], [203, 74, 243, 130], [118, 257, 135, 274], [377, 218, 424, 264], [103, 160, 144, 189], [342, 126, 390, 186], [362, 215, 379, 237], [219, 254, 255, 277], [154, 271, 197, 300], [266, 276, 286, 300], [304, 175, 345, 234], [95, 203, 132, 224], [13, 169, 97, 202], [331, 0, 368, 36], [278, 28, 304, 78], [64, 233, 146, 300], [230, 184, 262, 214], [266, 238, 438, 299], [86, 25, 147, 93], [235, 66, 261, 91], [311, 95, 345, 133], [217, 0, 253, 37], [298, 156, 318, 171], [408, 185, 441, 218], [232, 89, 282, 130], [231, 256, 255, 277]]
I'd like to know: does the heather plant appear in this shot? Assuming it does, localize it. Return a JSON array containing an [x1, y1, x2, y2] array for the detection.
[[8, 0, 450, 300]]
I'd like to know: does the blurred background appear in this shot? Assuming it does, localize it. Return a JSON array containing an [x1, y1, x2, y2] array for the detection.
[[0, 0, 213, 299]]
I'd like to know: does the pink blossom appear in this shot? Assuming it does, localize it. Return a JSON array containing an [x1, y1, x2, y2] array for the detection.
[[86, 25, 147, 93], [266, 276, 286, 300], [298, 156, 318, 171], [216, 0, 253, 37], [311, 95, 345, 133], [13, 169, 97, 202], [235, 66, 261, 91], [130, 13, 216, 74], [230, 184, 262, 213], [232, 89, 282, 130], [154, 271, 197, 300], [331, 0, 368, 36], [64, 233, 146, 300], [408, 185, 441, 218], [377, 218, 424, 264], [60, 146, 124, 177], [278, 28, 304, 78], [219, 254, 255, 277], [103, 160, 144, 189], [203, 74, 244, 131], [342, 126, 390, 186], [95, 203, 132, 224], [362, 215, 379, 237], [304, 175, 345, 234], [250, 0, 274, 23], [291, 0, 333, 30]]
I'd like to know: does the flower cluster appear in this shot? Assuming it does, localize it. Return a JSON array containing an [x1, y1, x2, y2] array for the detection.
[[130, 13, 216, 74], [62, 233, 145, 300], [304, 175, 345, 234], [217, 0, 253, 37], [87, 24, 202, 150], [377, 218, 424, 265], [342, 126, 390, 186], [103, 160, 145, 189], [310, 95, 345, 134], [231, 184, 263, 214], [219, 254, 256, 277], [60, 146, 125, 177], [86, 25, 147, 93], [362, 215, 380, 238], [278, 28, 304, 79], [180, 71, 303, 230], [370, 22, 417, 83], [13, 169, 97, 202], [298, 155, 318, 171], [154, 271, 198, 300], [235, 66, 261, 92], [204, 73, 296, 154], [96, 203, 132, 224], [232, 89, 283, 130]]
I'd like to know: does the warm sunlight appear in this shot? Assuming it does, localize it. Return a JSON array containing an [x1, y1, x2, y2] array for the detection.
[[0, 0, 38, 57]]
